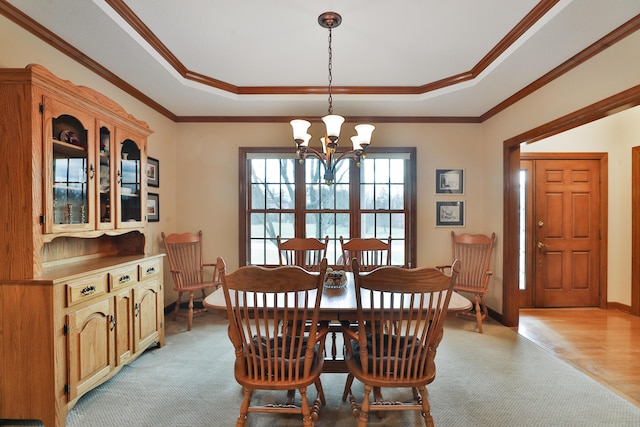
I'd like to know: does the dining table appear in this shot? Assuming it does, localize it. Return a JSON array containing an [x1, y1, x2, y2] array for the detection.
[[203, 269, 472, 373]]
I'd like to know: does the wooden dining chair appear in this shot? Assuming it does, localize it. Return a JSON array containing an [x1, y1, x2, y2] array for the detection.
[[339, 236, 391, 271], [438, 231, 496, 333], [161, 231, 220, 331], [277, 235, 329, 271], [217, 257, 329, 427], [338, 236, 393, 401], [341, 258, 460, 427]]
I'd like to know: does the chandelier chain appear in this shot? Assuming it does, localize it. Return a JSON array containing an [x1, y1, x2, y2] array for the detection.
[[327, 25, 333, 115], [289, 12, 374, 185]]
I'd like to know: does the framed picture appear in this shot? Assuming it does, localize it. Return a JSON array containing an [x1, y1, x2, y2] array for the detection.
[[147, 157, 159, 187], [436, 201, 464, 227], [147, 192, 159, 222], [435, 168, 464, 194]]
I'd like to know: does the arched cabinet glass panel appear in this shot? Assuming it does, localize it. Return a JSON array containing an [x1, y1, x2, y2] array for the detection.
[[118, 138, 143, 226], [45, 98, 96, 233]]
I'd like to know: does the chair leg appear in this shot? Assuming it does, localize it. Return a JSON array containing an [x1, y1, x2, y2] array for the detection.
[[286, 389, 295, 405], [315, 378, 326, 405], [299, 386, 314, 427], [474, 294, 483, 334], [236, 387, 252, 427], [173, 292, 182, 321], [342, 374, 354, 401], [480, 294, 489, 319], [416, 385, 434, 427], [187, 291, 194, 331], [357, 384, 372, 427], [373, 387, 385, 419]]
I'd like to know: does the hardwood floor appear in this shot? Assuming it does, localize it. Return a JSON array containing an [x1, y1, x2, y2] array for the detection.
[[517, 308, 640, 406]]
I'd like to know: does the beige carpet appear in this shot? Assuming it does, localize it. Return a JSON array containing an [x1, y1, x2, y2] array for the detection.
[[3, 312, 640, 426]]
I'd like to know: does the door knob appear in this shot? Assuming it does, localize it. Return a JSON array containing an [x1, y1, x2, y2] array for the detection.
[[537, 241, 549, 249], [537, 220, 544, 227]]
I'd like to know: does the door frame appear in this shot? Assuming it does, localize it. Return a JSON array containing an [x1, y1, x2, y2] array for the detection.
[[502, 84, 640, 327], [632, 146, 640, 316], [520, 153, 607, 308]]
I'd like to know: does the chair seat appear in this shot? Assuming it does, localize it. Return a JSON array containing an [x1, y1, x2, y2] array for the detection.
[[454, 284, 488, 294], [249, 335, 321, 377], [351, 333, 422, 371], [174, 280, 218, 293], [345, 334, 436, 388], [235, 362, 325, 391]]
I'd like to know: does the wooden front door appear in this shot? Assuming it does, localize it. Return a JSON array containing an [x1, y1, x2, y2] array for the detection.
[[534, 158, 601, 307]]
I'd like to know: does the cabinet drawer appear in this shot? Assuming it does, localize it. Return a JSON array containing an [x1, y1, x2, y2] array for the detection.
[[109, 266, 139, 291], [66, 274, 107, 307], [138, 259, 161, 281]]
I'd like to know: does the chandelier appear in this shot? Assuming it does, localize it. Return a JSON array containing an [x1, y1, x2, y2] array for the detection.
[[290, 12, 374, 185]]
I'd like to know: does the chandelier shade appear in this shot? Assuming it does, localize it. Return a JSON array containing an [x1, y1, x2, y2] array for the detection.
[[290, 12, 374, 185]]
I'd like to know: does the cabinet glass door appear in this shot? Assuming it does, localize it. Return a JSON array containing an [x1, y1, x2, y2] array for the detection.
[[118, 137, 143, 227], [97, 124, 114, 229], [49, 108, 94, 232]]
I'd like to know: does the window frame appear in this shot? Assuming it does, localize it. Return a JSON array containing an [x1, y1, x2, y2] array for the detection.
[[239, 146, 417, 268]]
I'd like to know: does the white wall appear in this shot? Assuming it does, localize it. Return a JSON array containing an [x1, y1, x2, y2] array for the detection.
[[3, 12, 640, 309]]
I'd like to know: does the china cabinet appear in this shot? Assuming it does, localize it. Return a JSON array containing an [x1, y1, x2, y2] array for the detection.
[[0, 64, 163, 427]]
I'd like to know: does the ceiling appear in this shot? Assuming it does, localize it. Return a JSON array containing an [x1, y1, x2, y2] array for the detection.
[[4, 0, 640, 121]]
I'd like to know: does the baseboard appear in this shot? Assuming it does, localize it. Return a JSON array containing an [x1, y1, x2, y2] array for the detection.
[[164, 300, 205, 315], [606, 301, 632, 313], [488, 307, 503, 325]]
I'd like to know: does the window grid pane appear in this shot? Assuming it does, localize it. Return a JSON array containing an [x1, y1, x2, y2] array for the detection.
[[360, 157, 407, 267], [246, 150, 412, 268], [248, 157, 296, 265]]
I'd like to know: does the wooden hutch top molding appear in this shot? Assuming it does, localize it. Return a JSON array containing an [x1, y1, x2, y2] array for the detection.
[[25, 63, 152, 135]]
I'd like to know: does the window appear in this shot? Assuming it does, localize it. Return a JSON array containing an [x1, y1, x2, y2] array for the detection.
[[239, 147, 416, 267]]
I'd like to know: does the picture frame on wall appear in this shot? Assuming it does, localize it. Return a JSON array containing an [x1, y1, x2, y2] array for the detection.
[[147, 157, 159, 187], [435, 201, 464, 227], [435, 168, 464, 194], [147, 192, 159, 222]]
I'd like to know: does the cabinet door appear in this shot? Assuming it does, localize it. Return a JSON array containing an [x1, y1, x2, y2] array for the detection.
[[96, 120, 115, 229], [133, 279, 162, 352], [66, 298, 115, 400], [114, 289, 134, 366], [42, 96, 96, 234], [115, 127, 146, 228]]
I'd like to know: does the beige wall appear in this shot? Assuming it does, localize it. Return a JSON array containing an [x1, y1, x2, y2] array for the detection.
[[3, 13, 640, 310], [173, 122, 487, 270]]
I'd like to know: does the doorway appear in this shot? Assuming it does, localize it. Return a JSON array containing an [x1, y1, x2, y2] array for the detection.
[[519, 154, 606, 308], [502, 86, 639, 328]]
